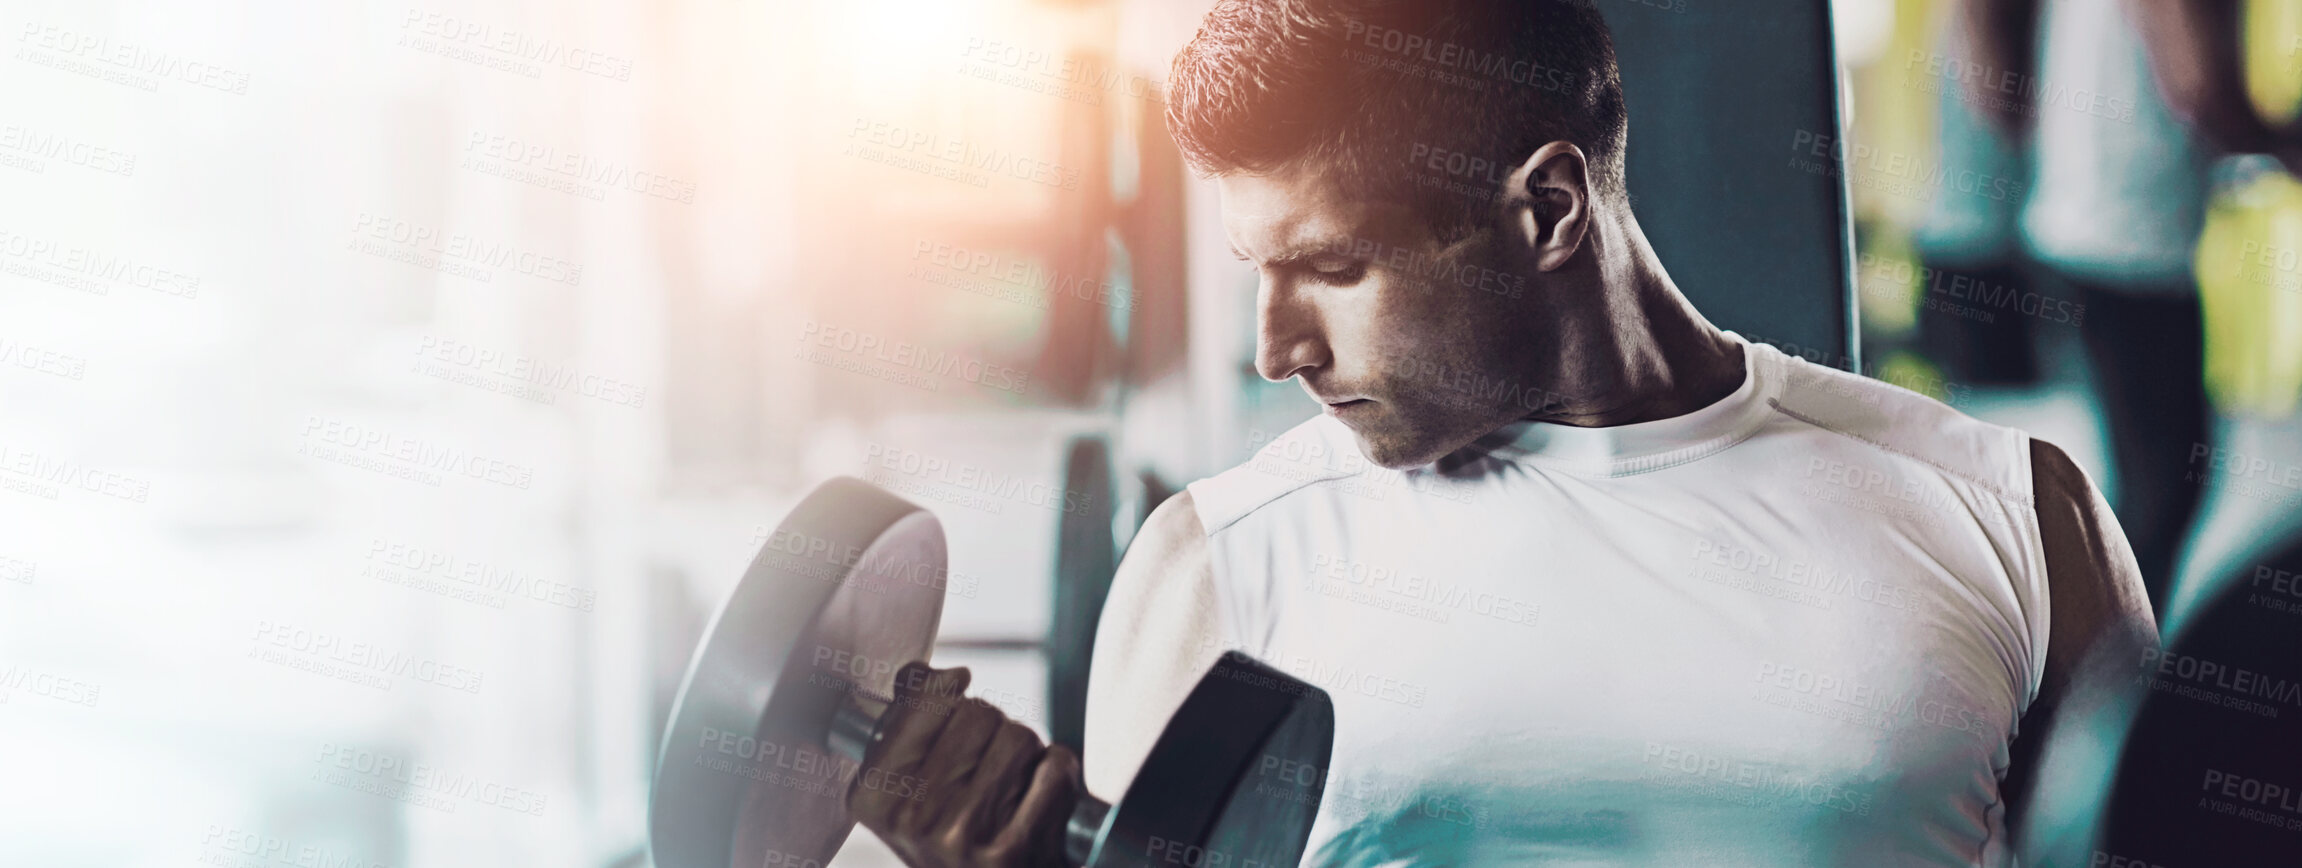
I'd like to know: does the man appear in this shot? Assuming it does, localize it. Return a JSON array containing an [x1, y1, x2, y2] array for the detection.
[[847, 2, 2158, 865]]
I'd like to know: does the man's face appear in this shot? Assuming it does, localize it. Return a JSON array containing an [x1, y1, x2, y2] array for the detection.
[[1220, 159, 1566, 469]]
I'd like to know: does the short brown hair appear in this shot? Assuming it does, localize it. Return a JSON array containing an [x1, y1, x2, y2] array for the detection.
[[1166, 0, 1628, 240]]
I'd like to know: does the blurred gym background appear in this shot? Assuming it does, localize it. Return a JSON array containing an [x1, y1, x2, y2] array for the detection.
[[0, 0, 2296, 865]]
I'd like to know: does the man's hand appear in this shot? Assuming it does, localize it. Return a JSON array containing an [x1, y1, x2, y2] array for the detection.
[[849, 663, 1084, 868]]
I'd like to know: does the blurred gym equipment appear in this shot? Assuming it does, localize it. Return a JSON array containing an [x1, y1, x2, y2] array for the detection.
[[2100, 532, 2302, 864], [1601, 2, 1860, 362]]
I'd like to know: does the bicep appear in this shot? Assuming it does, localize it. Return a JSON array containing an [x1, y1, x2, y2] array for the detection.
[[2006, 438, 2161, 859], [1082, 490, 1231, 798], [2026, 437, 2159, 698]]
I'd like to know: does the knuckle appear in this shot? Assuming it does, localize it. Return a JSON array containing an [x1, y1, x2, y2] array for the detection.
[[962, 698, 1001, 724], [932, 824, 972, 855]]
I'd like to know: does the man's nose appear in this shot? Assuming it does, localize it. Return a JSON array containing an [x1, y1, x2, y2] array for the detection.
[[1253, 279, 1327, 383]]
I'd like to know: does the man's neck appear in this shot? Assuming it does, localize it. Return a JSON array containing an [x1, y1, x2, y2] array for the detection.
[[1535, 211, 1748, 429]]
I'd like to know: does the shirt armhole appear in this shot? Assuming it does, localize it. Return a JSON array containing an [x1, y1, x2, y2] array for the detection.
[[2010, 429, 2054, 714]]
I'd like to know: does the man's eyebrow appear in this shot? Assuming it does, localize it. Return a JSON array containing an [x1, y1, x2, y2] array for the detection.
[[1231, 241, 1339, 267]]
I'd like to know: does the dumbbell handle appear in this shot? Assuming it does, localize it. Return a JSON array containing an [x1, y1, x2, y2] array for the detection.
[[830, 692, 1113, 866]]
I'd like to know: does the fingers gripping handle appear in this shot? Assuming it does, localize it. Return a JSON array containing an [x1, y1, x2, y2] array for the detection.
[[826, 690, 890, 763], [830, 692, 1113, 866]]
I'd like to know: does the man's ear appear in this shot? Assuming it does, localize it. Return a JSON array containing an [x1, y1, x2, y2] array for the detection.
[[1501, 141, 1591, 272]]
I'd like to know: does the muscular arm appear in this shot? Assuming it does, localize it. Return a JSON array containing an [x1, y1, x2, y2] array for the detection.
[[1082, 490, 1232, 798], [2003, 439, 2163, 862]]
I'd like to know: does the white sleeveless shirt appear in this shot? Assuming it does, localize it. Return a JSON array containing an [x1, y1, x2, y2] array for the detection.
[[1184, 335, 2050, 867]]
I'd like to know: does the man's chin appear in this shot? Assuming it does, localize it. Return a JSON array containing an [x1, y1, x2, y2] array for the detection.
[[1346, 428, 1445, 471]]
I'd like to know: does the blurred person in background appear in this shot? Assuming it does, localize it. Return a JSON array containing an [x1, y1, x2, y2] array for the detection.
[[1947, 0, 2221, 612], [1909, 2, 2045, 392], [2123, 1, 2302, 631]]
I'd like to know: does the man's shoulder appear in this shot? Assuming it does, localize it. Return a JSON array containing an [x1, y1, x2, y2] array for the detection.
[[1185, 413, 1367, 535], [1759, 343, 2036, 506]]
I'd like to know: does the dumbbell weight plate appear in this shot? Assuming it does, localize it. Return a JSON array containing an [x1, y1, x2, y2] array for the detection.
[[651, 476, 949, 868], [1089, 651, 1335, 868]]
